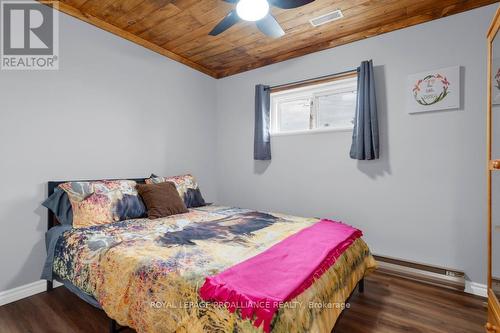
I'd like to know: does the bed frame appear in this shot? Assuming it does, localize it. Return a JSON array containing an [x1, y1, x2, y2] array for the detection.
[[45, 178, 365, 333]]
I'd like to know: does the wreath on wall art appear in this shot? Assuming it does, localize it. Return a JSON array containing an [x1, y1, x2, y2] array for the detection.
[[412, 73, 450, 106]]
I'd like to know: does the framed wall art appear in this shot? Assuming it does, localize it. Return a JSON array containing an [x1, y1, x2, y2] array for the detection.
[[407, 66, 460, 113]]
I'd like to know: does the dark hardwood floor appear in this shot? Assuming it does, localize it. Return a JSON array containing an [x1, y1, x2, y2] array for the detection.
[[335, 273, 486, 333], [0, 272, 487, 333]]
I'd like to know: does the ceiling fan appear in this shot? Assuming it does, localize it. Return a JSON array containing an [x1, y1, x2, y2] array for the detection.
[[209, 0, 315, 38]]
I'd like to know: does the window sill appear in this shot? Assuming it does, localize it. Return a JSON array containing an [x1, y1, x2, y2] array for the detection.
[[270, 127, 353, 137]]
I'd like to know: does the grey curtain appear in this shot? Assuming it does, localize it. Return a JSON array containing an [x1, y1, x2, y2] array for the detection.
[[254, 84, 271, 160], [350, 60, 380, 160]]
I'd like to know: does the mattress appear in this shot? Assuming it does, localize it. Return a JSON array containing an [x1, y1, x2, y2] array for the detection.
[[48, 205, 376, 333]]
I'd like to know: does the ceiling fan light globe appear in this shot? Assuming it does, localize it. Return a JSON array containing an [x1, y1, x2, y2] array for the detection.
[[236, 0, 270, 21]]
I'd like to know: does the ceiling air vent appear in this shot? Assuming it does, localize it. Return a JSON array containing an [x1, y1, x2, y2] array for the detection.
[[310, 10, 343, 27]]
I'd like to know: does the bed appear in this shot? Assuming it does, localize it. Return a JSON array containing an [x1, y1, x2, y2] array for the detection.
[[42, 179, 376, 333]]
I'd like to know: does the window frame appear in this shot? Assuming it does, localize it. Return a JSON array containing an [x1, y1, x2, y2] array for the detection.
[[270, 76, 358, 137]]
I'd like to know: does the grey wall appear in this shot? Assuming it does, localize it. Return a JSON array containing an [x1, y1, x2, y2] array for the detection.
[[0, 12, 217, 291], [215, 4, 498, 285]]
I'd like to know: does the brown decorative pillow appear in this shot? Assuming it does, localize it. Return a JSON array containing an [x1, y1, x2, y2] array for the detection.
[[136, 182, 188, 219]]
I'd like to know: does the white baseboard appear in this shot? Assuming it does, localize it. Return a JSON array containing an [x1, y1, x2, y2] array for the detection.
[[465, 281, 487, 298], [0, 280, 62, 307]]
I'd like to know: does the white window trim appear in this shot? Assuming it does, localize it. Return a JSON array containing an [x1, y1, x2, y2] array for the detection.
[[270, 77, 357, 136], [271, 126, 353, 137]]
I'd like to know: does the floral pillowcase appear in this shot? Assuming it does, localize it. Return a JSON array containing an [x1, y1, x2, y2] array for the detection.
[[59, 180, 146, 228], [146, 174, 206, 208]]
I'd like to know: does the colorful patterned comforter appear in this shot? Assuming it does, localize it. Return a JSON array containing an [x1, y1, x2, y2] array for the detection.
[[52, 205, 376, 333]]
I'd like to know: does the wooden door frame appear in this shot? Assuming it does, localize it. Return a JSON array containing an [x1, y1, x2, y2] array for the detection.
[[487, 4, 500, 296]]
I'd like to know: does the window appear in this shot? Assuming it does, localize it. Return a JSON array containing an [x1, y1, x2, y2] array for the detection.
[[270, 76, 357, 135]]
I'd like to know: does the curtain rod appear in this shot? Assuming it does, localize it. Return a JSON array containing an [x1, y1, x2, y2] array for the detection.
[[265, 68, 358, 92]]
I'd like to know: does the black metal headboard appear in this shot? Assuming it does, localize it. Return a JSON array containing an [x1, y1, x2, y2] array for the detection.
[[47, 178, 148, 231]]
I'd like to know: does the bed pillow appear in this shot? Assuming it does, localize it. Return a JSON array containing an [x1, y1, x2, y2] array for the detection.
[[42, 187, 73, 226], [136, 182, 188, 219], [59, 180, 146, 228], [146, 174, 206, 208]]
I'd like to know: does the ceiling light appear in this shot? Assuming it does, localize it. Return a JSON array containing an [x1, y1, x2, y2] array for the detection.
[[236, 0, 270, 22]]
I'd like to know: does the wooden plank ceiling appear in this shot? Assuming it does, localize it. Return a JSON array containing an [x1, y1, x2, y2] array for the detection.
[[47, 0, 498, 78]]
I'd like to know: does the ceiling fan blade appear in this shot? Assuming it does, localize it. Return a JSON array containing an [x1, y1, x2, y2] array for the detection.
[[209, 10, 240, 36], [256, 14, 285, 38], [269, 0, 315, 9]]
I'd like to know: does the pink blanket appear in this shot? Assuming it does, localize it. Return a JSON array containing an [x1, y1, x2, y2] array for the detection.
[[199, 219, 363, 332]]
